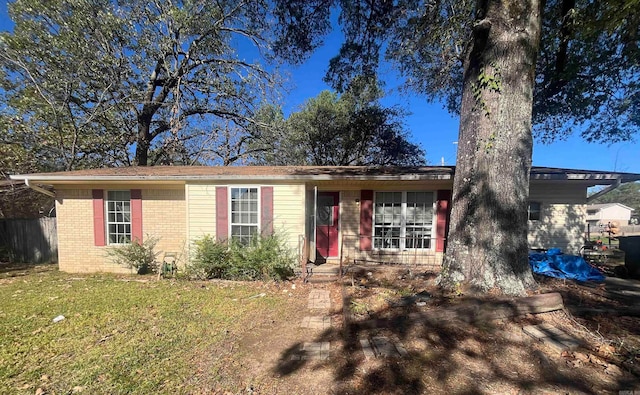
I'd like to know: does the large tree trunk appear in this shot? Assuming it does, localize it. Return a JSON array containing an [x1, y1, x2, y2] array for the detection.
[[439, 0, 543, 295], [135, 115, 152, 166]]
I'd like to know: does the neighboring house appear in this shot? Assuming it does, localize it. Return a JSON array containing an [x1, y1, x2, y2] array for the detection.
[[586, 203, 635, 228], [10, 166, 640, 273]]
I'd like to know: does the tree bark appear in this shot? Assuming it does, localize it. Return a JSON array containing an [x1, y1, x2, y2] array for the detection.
[[135, 113, 152, 166], [439, 0, 543, 295]]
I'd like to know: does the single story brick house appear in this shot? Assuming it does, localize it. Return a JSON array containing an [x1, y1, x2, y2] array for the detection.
[[10, 166, 640, 273]]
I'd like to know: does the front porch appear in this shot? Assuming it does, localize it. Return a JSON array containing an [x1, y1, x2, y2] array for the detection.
[[299, 181, 451, 278]]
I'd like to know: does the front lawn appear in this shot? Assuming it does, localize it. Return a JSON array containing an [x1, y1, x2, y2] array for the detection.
[[0, 265, 292, 394]]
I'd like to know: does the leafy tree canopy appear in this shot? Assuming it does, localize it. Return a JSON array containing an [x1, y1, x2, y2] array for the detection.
[[592, 182, 640, 214], [0, 0, 280, 169], [274, 0, 639, 144], [249, 82, 426, 166], [0, 114, 54, 218]]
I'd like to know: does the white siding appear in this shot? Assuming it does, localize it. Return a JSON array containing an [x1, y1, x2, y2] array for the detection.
[[528, 182, 587, 254], [185, 182, 305, 258], [186, 184, 217, 242], [273, 183, 306, 251], [587, 204, 633, 225]]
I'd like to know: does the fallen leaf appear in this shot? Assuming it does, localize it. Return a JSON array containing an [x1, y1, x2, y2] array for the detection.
[[589, 354, 608, 367], [574, 352, 590, 363], [597, 344, 616, 356], [604, 364, 623, 376], [566, 359, 583, 368]]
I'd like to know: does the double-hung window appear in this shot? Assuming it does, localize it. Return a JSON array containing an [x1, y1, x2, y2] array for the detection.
[[528, 201, 541, 221], [374, 191, 434, 250], [106, 190, 131, 244], [230, 187, 259, 244]]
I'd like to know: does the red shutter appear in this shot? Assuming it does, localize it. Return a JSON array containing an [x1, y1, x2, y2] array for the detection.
[[216, 186, 228, 242], [261, 186, 274, 236], [359, 190, 374, 251], [92, 189, 106, 246], [130, 189, 143, 243], [436, 190, 452, 252]]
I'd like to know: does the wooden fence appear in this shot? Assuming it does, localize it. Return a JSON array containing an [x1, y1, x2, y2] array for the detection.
[[620, 225, 640, 236], [0, 218, 58, 263]]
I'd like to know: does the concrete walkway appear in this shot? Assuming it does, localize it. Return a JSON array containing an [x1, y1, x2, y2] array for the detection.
[[293, 288, 333, 360], [300, 316, 332, 330]]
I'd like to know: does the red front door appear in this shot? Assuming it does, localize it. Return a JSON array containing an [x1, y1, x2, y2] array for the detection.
[[316, 192, 339, 259]]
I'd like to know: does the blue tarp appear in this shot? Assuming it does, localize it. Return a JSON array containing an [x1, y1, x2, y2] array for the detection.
[[529, 248, 605, 282]]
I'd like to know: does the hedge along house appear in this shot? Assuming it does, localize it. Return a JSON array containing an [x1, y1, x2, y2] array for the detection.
[[10, 166, 640, 273]]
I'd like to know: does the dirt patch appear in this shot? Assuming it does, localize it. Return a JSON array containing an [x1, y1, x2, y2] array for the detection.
[[194, 266, 640, 394], [15, 260, 631, 394], [336, 266, 640, 394], [189, 281, 346, 394], [0, 261, 57, 279]]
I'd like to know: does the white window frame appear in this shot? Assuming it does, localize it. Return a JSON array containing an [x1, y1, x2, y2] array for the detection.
[[105, 190, 131, 245], [373, 191, 435, 251], [229, 186, 261, 244]]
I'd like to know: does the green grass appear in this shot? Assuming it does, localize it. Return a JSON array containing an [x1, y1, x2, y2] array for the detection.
[[588, 234, 620, 247], [0, 265, 290, 394]]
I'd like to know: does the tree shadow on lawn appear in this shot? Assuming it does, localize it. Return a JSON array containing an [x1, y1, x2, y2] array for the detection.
[[0, 261, 57, 277], [273, 271, 640, 394]]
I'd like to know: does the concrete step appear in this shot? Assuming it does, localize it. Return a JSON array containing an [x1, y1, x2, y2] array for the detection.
[[303, 264, 344, 283], [307, 264, 343, 275], [306, 275, 340, 284]]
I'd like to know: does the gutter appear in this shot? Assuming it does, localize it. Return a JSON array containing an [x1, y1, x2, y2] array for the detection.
[[24, 179, 56, 198], [587, 176, 621, 203], [10, 174, 454, 182]]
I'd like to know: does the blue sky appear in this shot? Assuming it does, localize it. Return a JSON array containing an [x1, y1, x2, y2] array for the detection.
[[1, 3, 638, 173]]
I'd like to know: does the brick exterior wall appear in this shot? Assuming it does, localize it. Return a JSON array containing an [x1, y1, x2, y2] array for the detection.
[[55, 187, 186, 273], [141, 188, 187, 268]]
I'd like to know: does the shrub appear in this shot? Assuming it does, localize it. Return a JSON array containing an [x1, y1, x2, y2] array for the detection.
[[0, 245, 14, 263], [187, 233, 296, 281], [228, 234, 296, 281], [107, 236, 160, 274], [187, 235, 230, 280]]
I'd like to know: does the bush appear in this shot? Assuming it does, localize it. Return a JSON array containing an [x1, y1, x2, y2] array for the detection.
[[187, 233, 296, 281], [107, 236, 160, 274], [0, 245, 14, 263], [187, 235, 230, 280]]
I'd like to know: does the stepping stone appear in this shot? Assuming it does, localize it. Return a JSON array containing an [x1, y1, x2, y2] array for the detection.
[[360, 338, 376, 359], [307, 290, 331, 309], [290, 342, 330, 360], [523, 324, 582, 354], [300, 316, 332, 329], [360, 336, 408, 359]]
